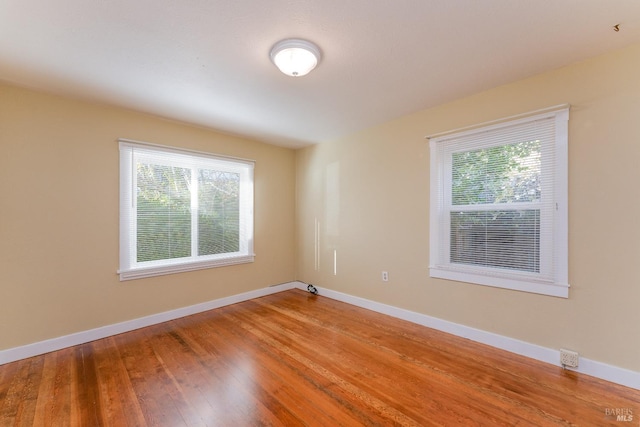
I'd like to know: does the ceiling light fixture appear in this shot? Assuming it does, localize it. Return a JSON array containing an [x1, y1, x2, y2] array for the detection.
[[270, 38, 321, 77]]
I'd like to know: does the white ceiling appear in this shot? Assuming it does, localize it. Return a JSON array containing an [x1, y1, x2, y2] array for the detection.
[[1, 1, 640, 148]]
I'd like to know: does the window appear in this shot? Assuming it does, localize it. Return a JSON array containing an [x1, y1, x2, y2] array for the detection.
[[119, 139, 254, 280], [429, 107, 569, 297]]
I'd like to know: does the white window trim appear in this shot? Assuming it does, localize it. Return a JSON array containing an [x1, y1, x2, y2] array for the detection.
[[118, 139, 255, 281], [429, 107, 569, 298]]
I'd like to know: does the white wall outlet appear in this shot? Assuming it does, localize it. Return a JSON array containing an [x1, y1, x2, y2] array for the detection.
[[560, 348, 579, 368], [382, 271, 389, 282]]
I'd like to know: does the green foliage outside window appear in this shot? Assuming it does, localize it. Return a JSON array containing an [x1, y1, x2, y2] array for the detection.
[[450, 140, 541, 272], [198, 169, 240, 256], [452, 140, 540, 205], [136, 163, 240, 263]]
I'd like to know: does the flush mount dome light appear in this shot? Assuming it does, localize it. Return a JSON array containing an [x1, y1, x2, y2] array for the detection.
[[270, 38, 321, 77]]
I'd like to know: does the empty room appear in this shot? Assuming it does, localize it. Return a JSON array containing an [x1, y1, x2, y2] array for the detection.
[[1, 1, 640, 425]]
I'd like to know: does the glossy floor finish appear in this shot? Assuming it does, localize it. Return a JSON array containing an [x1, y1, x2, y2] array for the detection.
[[1, 290, 638, 426]]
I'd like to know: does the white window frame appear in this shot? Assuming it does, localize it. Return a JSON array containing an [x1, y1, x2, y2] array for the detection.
[[429, 107, 569, 298], [118, 139, 254, 281]]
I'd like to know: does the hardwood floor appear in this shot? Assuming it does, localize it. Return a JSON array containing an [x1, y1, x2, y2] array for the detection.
[[1, 289, 638, 426]]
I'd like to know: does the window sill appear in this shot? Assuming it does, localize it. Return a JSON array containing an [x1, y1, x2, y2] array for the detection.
[[119, 254, 255, 281], [429, 266, 569, 298]]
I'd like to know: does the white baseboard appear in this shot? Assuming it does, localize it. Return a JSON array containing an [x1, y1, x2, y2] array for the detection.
[[0, 281, 297, 366], [297, 283, 640, 391], [2, 280, 638, 391]]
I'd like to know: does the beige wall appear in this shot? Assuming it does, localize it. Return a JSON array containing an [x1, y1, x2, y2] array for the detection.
[[0, 84, 296, 350], [296, 42, 640, 372]]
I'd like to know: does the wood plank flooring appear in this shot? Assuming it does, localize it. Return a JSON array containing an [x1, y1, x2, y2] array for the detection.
[[1, 289, 638, 426]]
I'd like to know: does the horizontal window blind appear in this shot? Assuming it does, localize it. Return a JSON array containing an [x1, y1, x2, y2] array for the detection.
[[429, 108, 569, 297], [119, 140, 254, 280]]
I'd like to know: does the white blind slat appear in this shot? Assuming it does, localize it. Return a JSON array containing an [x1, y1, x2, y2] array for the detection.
[[429, 108, 569, 297], [119, 140, 254, 280]]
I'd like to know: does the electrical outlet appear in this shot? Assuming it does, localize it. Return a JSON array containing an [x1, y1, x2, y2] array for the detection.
[[382, 271, 389, 282], [560, 349, 579, 368]]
